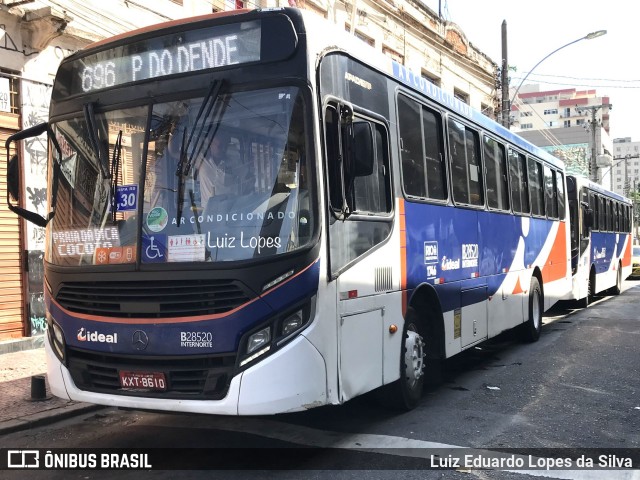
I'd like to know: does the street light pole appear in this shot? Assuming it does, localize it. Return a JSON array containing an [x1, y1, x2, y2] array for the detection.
[[508, 30, 606, 129]]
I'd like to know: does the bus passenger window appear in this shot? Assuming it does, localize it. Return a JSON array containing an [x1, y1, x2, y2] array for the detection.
[[557, 171, 566, 220], [591, 194, 598, 230], [398, 95, 426, 198], [528, 158, 544, 216], [483, 136, 509, 211], [352, 122, 391, 214], [449, 118, 482, 206], [508, 149, 529, 214], [422, 108, 446, 201], [397, 94, 446, 201], [543, 166, 558, 219]]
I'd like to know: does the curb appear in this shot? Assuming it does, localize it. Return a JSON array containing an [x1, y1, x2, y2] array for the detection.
[[0, 402, 105, 435], [0, 336, 45, 355]]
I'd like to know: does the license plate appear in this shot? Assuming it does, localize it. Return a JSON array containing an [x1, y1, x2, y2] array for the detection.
[[119, 370, 167, 391]]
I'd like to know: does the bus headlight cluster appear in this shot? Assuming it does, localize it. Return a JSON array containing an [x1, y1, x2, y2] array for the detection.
[[239, 296, 316, 368], [47, 313, 66, 363]]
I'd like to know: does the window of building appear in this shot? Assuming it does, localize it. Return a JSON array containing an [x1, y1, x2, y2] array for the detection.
[[345, 24, 375, 46], [544, 109, 558, 115], [481, 103, 493, 118], [421, 70, 441, 87], [521, 123, 533, 129], [564, 120, 571, 127], [453, 89, 469, 105], [0, 70, 20, 115], [383, 46, 404, 64]]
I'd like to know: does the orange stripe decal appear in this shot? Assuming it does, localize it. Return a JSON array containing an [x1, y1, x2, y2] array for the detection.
[[542, 221, 568, 284], [399, 199, 408, 316]]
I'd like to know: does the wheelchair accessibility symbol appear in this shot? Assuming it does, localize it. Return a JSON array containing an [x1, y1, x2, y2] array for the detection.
[[142, 234, 167, 263]]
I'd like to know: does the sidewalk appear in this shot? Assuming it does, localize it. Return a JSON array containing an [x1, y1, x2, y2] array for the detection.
[[0, 338, 103, 435]]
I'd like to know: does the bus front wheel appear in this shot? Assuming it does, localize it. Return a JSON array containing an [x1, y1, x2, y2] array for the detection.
[[377, 307, 425, 411]]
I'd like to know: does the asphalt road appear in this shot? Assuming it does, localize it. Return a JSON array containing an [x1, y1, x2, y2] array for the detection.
[[2, 280, 640, 480]]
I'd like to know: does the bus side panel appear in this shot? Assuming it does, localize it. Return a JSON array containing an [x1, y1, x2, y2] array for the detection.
[[402, 202, 566, 358], [591, 231, 619, 293], [621, 233, 632, 279]]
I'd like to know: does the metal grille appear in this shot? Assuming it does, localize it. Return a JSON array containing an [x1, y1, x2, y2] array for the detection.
[[67, 347, 236, 400], [56, 279, 253, 318], [374, 266, 393, 292]]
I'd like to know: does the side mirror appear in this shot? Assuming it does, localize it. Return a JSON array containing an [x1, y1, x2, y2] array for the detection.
[[5, 122, 60, 228], [7, 154, 19, 202]]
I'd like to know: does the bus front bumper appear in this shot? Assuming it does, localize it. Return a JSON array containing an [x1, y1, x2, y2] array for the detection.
[[46, 334, 327, 416]]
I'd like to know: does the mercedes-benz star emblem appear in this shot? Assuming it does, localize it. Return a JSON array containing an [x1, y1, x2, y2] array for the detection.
[[132, 330, 149, 351]]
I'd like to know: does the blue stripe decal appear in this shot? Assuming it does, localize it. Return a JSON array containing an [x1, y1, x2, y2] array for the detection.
[[403, 202, 555, 312]]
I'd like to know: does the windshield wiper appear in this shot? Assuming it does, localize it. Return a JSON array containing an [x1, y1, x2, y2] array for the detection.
[[175, 127, 188, 222], [175, 80, 225, 224], [83, 103, 110, 179], [110, 130, 123, 222]]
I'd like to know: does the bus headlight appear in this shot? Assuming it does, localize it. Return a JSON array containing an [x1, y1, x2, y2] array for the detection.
[[281, 311, 303, 337], [47, 314, 66, 363], [247, 326, 271, 354], [238, 296, 316, 369]]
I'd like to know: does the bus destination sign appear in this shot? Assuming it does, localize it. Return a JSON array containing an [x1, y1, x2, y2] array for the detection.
[[73, 20, 261, 94]]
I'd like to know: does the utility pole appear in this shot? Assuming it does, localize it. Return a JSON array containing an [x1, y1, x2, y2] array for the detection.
[[501, 20, 510, 128], [576, 104, 613, 183]]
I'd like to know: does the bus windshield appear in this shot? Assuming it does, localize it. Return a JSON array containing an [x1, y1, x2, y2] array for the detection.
[[46, 86, 313, 266]]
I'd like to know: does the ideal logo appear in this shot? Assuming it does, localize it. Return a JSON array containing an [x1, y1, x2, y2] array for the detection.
[[77, 327, 118, 344], [424, 241, 438, 264], [441, 256, 461, 271]]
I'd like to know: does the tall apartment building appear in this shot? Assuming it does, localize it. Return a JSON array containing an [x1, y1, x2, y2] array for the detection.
[[513, 85, 613, 184], [0, 0, 498, 340], [612, 138, 640, 197]]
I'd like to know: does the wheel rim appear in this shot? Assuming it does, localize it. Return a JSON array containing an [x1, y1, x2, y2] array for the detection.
[[532, 289, 541, 330], [404, 328, 425, 388]]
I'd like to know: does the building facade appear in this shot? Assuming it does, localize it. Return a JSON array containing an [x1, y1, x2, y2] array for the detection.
[[0, 0, 499, 340], [612, 138, 640, 197], [511, 84, 612, 184]]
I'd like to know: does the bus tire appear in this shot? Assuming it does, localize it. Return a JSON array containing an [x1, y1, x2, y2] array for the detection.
[[378, 307, 425, 411], [609, 263, 622, 295], [521, 277, 542, 342]]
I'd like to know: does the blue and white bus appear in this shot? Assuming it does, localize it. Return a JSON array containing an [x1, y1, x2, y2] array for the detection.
[[6, 7, 571, 414], [566, 174, 633, 307]]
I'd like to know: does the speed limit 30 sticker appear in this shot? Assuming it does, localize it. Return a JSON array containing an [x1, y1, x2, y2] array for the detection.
[[113, 184, 138, 212]]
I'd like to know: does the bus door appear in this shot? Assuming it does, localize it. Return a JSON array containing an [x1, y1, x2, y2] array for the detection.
[[323, 102, 394, 401]]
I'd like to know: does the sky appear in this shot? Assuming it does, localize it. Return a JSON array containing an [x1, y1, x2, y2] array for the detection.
[[419, 0, 640, 140]]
